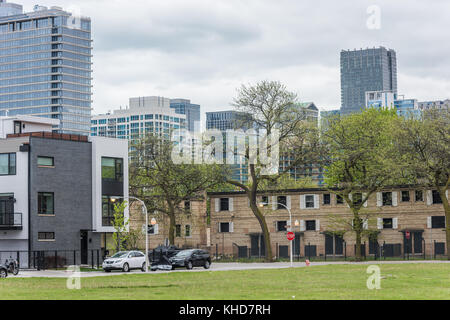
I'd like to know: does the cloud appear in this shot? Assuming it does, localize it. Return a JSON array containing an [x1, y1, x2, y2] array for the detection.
[[18, 0, 450, 116]]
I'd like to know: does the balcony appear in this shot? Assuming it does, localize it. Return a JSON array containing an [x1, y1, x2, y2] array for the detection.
[[0, 213, 23, 230]]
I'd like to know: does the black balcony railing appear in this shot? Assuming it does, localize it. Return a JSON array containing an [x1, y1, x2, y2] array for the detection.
[[0, 213, 22, 230]]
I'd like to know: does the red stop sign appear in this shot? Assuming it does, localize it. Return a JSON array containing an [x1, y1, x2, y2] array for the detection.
[[287, 232, 295, 241], [406, 231, 411, 240]]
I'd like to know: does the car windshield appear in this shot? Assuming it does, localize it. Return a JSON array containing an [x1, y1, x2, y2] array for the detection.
[[174, 250, 195, 258], [111, 252, 129, 258]]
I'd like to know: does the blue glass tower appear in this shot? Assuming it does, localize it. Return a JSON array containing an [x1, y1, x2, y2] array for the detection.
[[0, 2, 92, 135]]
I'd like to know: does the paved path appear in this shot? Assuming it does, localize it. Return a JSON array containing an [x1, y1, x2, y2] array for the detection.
[[12, 260, 450, 278]]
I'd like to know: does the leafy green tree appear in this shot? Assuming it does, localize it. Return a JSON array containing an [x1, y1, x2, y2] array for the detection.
[[112, 201, 129, 252], [226, 80, 321, 262], [130, 133, 226, 245], [322, 108, 404, 261], [394, 110, 450, 259]]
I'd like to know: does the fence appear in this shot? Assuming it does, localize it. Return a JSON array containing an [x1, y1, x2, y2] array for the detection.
[[0, 250, 104, 270], [218, 240, 448, 261]]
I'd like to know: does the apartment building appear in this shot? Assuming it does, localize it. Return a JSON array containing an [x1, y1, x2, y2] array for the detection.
[[0, 115, 128, 266], [209, 187, 448, 258], [128, 196, 208, 250]]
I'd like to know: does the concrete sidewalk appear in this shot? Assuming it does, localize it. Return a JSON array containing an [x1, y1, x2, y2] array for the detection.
[[11, 260, 450, 278]]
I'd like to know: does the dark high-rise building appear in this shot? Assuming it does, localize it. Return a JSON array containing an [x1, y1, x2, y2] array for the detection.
[[340, 47, 397, 115], [0, 2, 92, 135], [170, 99, 200, 132]]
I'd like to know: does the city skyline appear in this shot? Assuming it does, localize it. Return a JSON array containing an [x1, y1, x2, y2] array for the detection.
[[13, 0, 450, 121]]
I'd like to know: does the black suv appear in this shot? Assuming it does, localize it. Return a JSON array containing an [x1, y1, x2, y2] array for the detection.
[[170, 249, 211, 270]]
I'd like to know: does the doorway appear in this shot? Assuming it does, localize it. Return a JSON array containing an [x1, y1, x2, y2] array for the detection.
[[80, 231, 88, 265]]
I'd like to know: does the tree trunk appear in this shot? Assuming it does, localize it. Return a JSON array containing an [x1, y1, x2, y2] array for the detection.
[[168, 203, 176, 245], [355, 228, 362, 262], [249, 202, 274, 262], [437, 187, 450, 260]]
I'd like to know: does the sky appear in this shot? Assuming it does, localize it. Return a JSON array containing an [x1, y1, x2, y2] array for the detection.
[[17, 0, 450, 120]]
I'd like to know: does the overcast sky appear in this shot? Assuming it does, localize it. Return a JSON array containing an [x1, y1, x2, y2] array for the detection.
[[19, 0, 450, 119]]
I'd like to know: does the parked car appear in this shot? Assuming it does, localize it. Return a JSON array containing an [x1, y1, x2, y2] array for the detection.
[[170, 249, 211, 270], [0, 263, 7, 278], [102, 251, 146, 272], [149, 245, 182, 262]]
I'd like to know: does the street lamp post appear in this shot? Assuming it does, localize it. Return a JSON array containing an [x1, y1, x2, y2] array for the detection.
[[111, 196, 151, 273], [259, 201, 299, 267]]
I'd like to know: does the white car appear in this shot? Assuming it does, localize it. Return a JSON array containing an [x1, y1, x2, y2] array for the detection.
[[102, 251, 146, 273]]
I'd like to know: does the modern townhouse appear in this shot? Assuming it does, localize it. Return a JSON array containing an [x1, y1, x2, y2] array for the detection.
[[209, 187, 448, 259], [0, 115, 128, 267]]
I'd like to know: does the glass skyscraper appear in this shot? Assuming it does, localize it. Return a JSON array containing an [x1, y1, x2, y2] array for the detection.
[[340, 47, 397, 115], [170, 99, 200, 133], [0, 2, 92, 135]]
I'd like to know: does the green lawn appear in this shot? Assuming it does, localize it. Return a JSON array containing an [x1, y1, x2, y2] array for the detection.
[[1, 263, 449, 300]]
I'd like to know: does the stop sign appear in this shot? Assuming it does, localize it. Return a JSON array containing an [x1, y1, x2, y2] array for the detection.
[[287, 232, 295, 241]]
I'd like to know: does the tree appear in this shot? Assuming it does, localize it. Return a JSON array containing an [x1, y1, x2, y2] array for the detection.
[[322, 108, 403, 261], [129, 133, 226, 245], [394, 110, 450, 259], [112, 201, 129, 252], [226, 80, 320, 262]]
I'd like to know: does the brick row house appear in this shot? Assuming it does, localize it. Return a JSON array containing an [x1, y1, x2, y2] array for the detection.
[[209, 187, 448, 259]]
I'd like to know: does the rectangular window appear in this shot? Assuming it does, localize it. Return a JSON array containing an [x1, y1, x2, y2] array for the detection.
[[184, 201, 191, 212], [383, 218, 393, 229], [38, 192, 54, 215], [336, 194, 344, 204], [382, 192, 392, 206], [185, 225, 191, 237], [323, 194, 331, 205], [219, 222, 230, 233], [261, 196, 269, 206], [38, 232, 55, 241], [277, 196, 287, 209], [101, 196, 117, 227], [306, 220, 316, 231], [0, 153, 16, 175], [37, 156, 54, 167], [432, 190, 442, 204], [101, 157, 123, 182], [305, 195, 314, 208], [415, 190, 424, 202], [175, 225, 181, 237], [401, 191, 410, 202], [431, 216, 445, 229], [277, 221, 287, 232], [220, 198, 229, 211]]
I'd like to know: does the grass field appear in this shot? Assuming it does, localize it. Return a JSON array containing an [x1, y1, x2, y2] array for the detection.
[[0, 263, 449, 300]]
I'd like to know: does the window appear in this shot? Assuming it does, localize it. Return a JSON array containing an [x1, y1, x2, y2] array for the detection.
[[38, 192, 54, 215], [101, 196, 117, 226], [37, 156, 54, 167], [277, 196, 287, 209], [432, 190, 442, 204], [185, 225, 191, 237], [0, 153, 16, 175], [101, 157, 123, 182], [261, 196, 269, 206], [353, 193, 362, 206], [415, 190, 423, 202], [38, 232, 55, 241], [184, 201, 191, 212], [323, 194, 331, 205], [305, 195, 314, 208], [220, 198, 229, 211], [401, 191, 410, 202], [382, 192, 392, 206], [431, 216, 445, 229], [336, 194, 344, 204], [383, 218, 393, 229], [277, 221, 287, 232], [306, 220, 316, 231], [219, 222, 230, 233], [175, 225, 181, 237]]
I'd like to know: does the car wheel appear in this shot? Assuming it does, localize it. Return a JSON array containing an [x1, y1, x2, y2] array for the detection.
[[186, 261, 193, 270], [122, 263, 130, 273], [0, 269, 7, 278], [204, 260, 211, 269], [141, 263, 146, 272]]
